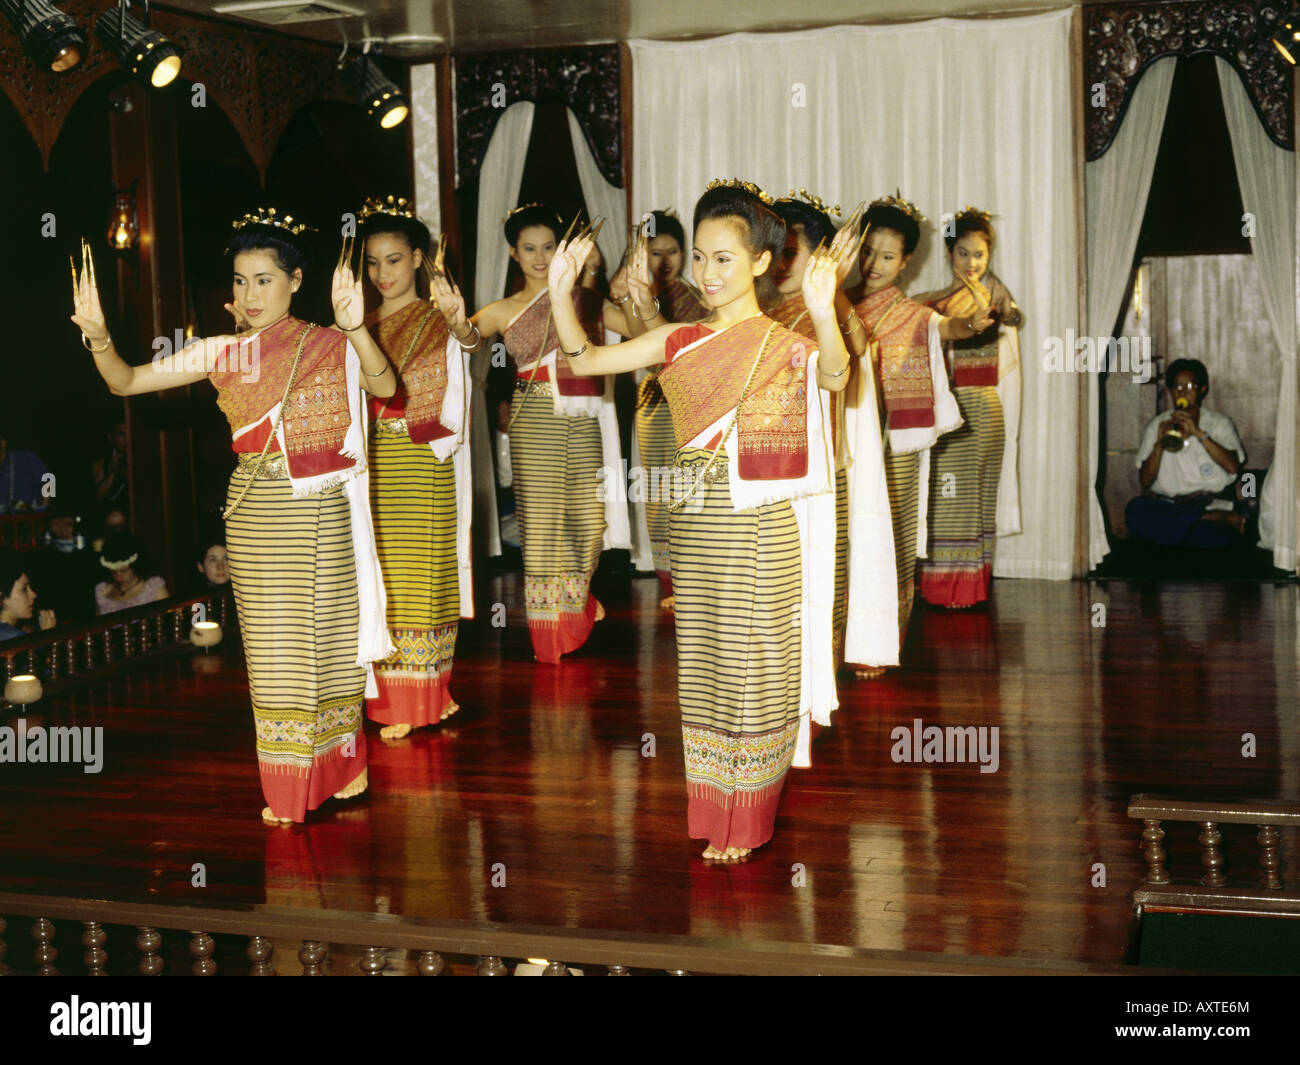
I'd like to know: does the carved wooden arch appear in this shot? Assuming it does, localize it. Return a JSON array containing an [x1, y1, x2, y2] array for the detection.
[[454, 45, 621, 189], [0, 0, 355, 180], [1086, 1, 1294, 160]]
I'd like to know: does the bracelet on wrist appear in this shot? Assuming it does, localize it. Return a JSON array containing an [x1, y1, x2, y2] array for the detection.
[[82, 334, 111, 354], [339, 322, 365, 333], [616, 294, 632, 304], [823, 359, 849, 379], [364, 363, 392, 377], [561, 342, 589, 358], [632, 297, 660, 322]]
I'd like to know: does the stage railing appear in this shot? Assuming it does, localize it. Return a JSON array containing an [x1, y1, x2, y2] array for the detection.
[[0, 591, 234, 703], [1127, 794, 1300, 917], [0, 892, 1129, 976]]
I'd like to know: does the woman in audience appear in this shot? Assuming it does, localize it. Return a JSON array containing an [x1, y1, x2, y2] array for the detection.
[[93, 533, 169, 614], [0, 550, 56, 640]]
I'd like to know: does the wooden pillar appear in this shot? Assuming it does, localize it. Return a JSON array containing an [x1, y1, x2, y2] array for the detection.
[[106, 81, 197, 591]]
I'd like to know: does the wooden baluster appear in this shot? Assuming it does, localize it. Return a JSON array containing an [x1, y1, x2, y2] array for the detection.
[[136, 926, 163, 975], [359, 946, 387, 975], [138, 618, 151, 653], [542, 960, 570, 976], [82, 921, 108, 976], [606, 965, 629, 976], [477, 955, 508, 976], [189, 931, 217, 975], [298, 940, 327, 976], [0, 915, 9, 975], [84, 632, 95, 670], [3, 654, 13, 681], [220, 594, 230, 628], [246, 936, 275, 976], [46, 643, 59, 682], [1140, 818, 1169, 884], [1198, 822, 1226, 887], [172, 609, 183, 643], [417, 951, 446, 976], [64, 638, 76, 678], [32, 917, 58, 976], [24, 649, 33, 676], [100, 629, 112, 665], [1258, 825, 1282, 889]]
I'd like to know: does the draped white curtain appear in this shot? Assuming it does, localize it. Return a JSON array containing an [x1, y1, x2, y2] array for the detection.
[[566, 108, 627, 275], [471, 101, 535, 557], [409, 63, 441, 238], [1084, 57, 1176, 568], [1215, 58, 1297, 572], [630, 9, 1077, 578]]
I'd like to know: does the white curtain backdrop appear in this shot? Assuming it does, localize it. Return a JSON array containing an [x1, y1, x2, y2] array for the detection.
[[1216, 58, 1296, 572], [409, 63, 441, 238], [1084, 57, 1176, 568], [471, 100, 535, 557], [566, 108, 628, 275], [630, 9, 1077, 579]]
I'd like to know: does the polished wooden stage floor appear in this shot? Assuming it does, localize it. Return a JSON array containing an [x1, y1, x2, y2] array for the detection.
[[1, 571, 1297, 970]]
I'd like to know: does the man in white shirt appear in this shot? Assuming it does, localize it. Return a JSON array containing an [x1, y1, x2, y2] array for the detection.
[[1125, 359, 1246, 548]]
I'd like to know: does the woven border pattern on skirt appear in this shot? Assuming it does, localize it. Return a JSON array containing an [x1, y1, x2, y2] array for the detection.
[[225, 467, 367, 822], [367, 428, 459, 725], [670, 447, 801, 851], [508, 384, 605, 662], [636, 370, 677, 596], [833, 463, 849, 669], [919, 385, 1005, 608], [885, 445, 921, 650]]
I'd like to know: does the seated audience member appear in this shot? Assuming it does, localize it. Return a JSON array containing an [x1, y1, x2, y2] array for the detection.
[[0, 550, 56, 641], [94, 533, 169, 615], [0, 435, 51, 513], [91, 419, 129, 510], [91, 508, 128, 554], [35, 501, 98, 624], [1126, 359, 1246, 549], [193, 536, 230, 592]]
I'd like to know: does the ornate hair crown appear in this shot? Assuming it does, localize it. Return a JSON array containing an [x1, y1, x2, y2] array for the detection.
[[502, 202, 547, 224], [868, 189, 926, 226], [954, 205, 993, 224], [359, 195, 416, 222], [706, 178, 774, 206], [778, 188, 842, 218], [231, 206, 313, 235]]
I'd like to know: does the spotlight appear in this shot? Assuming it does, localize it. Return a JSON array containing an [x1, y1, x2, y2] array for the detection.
[[1272, 10, 1300, 65], [0, 0, 87, 73], [95, 1, 181, 89], [347, 54, 408, 129]]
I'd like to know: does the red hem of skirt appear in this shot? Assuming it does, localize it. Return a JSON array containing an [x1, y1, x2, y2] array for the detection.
[[366, 670, 454, 726], [918, 565, 991, 608], [261, 736, 368, 823], [686, 781, 784, 850], [529, 595, 598, 663]]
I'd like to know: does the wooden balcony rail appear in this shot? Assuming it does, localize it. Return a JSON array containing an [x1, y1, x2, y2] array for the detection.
[[0, 591, 234, 705], [1127, 794, 1300, 918], [0, 892, 1144, 976]]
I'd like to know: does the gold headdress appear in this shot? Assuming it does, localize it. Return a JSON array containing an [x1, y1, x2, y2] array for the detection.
[[502, 202, 546, 224], [706, 178, 774, 206], [231, 206, 313, 235], [778, 188, 842, 219], [867, 189, 926, 226], [954, 205, 993, 224], [359, 195, 416, 222]]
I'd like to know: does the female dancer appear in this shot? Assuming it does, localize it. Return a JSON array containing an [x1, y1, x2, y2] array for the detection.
[[621, 211, 707, 608], [917, 208, 1022, 607], [450, 204, 629, 663], [71, 212, 394, 824], [548, 182, 851, 860], [842, 197, 991, 676], [357, 196, 474, 738]]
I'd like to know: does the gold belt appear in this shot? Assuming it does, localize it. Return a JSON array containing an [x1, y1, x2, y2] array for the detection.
[[514, 378, 552, 396], [675, 452, 729, 487], [373, 417, 409, 436], [235, 451, 288, 480]]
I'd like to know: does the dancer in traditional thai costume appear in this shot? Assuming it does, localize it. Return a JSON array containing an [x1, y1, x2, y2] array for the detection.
[[620, 211, 707, 608], [547, 182, 852, 860], [457, 204, 629, 663], [841, 197, 992, 677], [916, 208, 1022, 607], [72, 212, 394, 824], [357, 196, 474, 738]]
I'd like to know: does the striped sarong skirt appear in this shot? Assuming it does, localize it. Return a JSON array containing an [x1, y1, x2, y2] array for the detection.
[[508, 379, 605, 663], [224, 457, 367, 822], [366, 423, 459, 726], [636, 370, 677, 597], [918, 386, 1004, 608], [670, 447, 802, 851], [885, 445, 922, 650]]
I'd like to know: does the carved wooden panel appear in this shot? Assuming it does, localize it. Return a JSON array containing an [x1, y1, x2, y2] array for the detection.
[[1086, 1, 1293, 160], [0, 1, 353, 179], [455, 45, 621, 189]]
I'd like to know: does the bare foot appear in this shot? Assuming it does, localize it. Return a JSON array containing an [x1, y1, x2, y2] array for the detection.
[[439, 700, 460, 722], [380, 723, 412, 741], [853, 665, 888, 680], [333, 767, 368, 801], [723, 846, 751, 860], [261, 807, 293, 826], [702, 844, 726, 859], [594, 600, 606, 622], [659, 595, 675, 612]]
